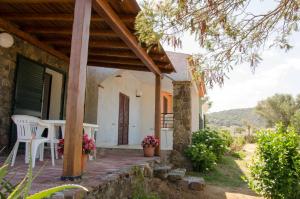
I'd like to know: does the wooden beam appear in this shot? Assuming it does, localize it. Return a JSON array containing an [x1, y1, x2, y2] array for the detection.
[[88, 56, 144, 66], [1, 13, 135, 23], [90, 50, 168, 62], [88, 61, 173, 73], [88, 61, 148, 71], [46, 40, 129, 49], [25, 28, 118, 37], [62, 0, 92, 179], [88, 55, 169, 67], [93, 0, 161, 75], [0, 17, 68, 62], [155, 74, 162, 156], [59, 47, 167, 62]]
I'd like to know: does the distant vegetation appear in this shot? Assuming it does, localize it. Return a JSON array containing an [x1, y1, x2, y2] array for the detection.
[[206, 108, 267, 128]]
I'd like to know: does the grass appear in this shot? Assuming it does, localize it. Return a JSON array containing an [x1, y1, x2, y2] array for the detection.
[[189, 154, 249, 188]]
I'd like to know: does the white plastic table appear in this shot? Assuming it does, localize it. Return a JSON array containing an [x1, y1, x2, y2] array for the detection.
[[42, 120, 98, 139], [42, 120, 99, 159]]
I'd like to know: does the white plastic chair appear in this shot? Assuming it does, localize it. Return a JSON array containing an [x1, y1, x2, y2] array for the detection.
[[38, 120, 59, 164], [11, 115, 55, 168]]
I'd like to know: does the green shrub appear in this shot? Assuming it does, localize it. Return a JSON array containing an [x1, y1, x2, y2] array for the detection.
[[185, 143, 217, 172], [230, 136, 246, 152], [191, 128, 227, 159], [220, 129, 233, 147], [248, 124, 300, 199], [244, 134, 257, 143], [231, 151, 246, 159]]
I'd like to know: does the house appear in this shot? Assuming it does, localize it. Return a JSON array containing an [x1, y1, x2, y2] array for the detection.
[[83, 51, 206, 152], [0, 0, 206, 179]]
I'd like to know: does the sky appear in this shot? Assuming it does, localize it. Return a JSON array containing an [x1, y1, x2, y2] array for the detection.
[[161, 2, 300, 113], [164, 32, 300, 113]]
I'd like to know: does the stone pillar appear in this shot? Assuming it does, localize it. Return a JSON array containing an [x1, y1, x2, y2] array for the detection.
[[171, 81, 192, 168]]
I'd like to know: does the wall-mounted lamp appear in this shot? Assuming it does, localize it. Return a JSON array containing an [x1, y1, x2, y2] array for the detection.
[[136, 89, 142, 98], [0, 32, 14, 48]]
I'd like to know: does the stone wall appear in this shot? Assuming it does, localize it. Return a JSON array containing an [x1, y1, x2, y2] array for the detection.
[[0, 36, 68, 148], [171, 81, 192, 168]]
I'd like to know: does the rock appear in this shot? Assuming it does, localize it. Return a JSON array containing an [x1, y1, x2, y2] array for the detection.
[[153, 165, 172, 180], [167, 168, 186, 182], [181, 176, 205, 191], [177, 179, 190, 191], [143, 164, 153, 178]]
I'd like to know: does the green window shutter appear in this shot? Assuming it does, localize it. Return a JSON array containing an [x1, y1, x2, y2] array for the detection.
[[14, 56, 45, 118]]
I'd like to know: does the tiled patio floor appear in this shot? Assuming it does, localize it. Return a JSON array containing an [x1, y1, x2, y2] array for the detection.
[[1, 150, 157, 195]]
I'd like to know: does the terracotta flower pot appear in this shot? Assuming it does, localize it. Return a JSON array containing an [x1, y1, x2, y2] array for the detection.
[[81, 153, 88, 172], [143, 146, 155, 157]]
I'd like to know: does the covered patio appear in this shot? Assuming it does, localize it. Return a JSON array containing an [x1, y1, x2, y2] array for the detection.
[[0, 0, 175, 180], [2, 151, 157, 196]]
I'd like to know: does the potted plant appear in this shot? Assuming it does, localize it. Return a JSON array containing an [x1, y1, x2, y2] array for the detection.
[[141, 135, 159, 157], [57, 133, 96, 172]]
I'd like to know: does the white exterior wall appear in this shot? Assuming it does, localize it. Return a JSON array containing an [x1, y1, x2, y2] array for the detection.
[[191, 85, 200, 132], [95, 70, 174, 149], [96, 71, 142, 146], [140, 83, 155, 138]]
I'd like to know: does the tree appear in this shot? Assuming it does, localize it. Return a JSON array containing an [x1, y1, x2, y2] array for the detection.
[[291, 109, 300, 133], [135, 0, 300, 87], [255, 94, 298, 127], [242, 120, 253, 136]]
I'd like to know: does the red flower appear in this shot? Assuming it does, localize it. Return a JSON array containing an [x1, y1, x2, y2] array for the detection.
[[57, 133, 96, 155], [141, 135, 159, 148]]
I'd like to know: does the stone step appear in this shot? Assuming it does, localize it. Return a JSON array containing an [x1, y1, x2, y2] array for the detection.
[[179, 176, 206, 191], [167, 168, 186, 182], [153, 165, 172, 179]]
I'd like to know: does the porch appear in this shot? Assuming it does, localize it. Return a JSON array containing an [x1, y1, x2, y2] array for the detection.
[[1, 151, 158, 196], [0, 0, 175, 179]]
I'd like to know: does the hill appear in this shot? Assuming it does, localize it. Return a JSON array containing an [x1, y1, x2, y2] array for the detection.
[[206, 108, 267, 128]]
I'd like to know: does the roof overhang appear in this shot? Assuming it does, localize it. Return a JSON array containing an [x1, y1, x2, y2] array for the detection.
[[0, 0, 175, 74]]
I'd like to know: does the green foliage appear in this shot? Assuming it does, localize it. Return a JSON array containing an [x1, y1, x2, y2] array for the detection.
[[185, 128, 228, 172], [231, 151, 246, 159], [191, 129, 227, 159], [291, 109, 300, 134], [27, 185, 87, 199], [244, 134, 257, 143], [189, 155, 248, 188], [230, 136, 246, 152], [135, 0, 300, 86], [248, 124, 300, 199], [131, 167, 159, 199], [256, 94, 300, 127], [220, 129, 233, 147], [185, 143, 217, 172], [0, 146, 87, 199]]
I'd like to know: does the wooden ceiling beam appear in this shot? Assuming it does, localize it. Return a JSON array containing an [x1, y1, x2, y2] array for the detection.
[[0, 17, 69, 62], [88, 61, 173, 73], [88, 56, 169, 68], [88, 57, 144, 66], [93, 0, 161, 75], [89, 52, 168, 63], [25, 28, 118, 37], [1, 13, 135, 23], [46, 40, 129, 49], [88, 61, 149, 72], [57, 47, 167, 62]]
